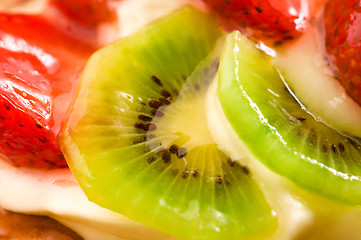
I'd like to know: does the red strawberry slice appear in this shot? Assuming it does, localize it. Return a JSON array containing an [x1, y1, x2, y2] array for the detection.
[[49, 0, 119, 26], [202, 0, 306, 45], [0, 13, 97, 168], [324, 0, 361, 106]]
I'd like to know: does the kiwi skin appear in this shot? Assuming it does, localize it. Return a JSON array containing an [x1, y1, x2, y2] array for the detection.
[[218, 30, 361, 205]]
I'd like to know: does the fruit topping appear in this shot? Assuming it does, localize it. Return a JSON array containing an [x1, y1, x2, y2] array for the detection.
[[275, 28, 361, 138], [324, 0, 361, 106], [202, 0, 306, 45], [60, 7, 277, 240], [49, 0, 118, 27], [218, 31, 361, 205], [0, 13, 96, 168]]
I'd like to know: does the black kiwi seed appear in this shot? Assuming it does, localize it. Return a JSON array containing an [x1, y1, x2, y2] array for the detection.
[[228, 158, 235, 167], [192, 169, 200, 177], [177, 147, 187, 158], [331, 144, 337, 154], [215, 175, 222, 184], [134, 122, 145, 129], [152, 75, 163, 86], [169, 144, 178, 154], [159, 97, 171, 105], [182, 169, 189, 178], [160, 89, 172, 99], [322, 144, 328, 152], [144, 123, 157, 131], [241, 166, 250, 175], [138, 114, 152, 122], [147, 155, 156, 164], [162, 150, 171, 163], [338, 143, 345, 152], [149, 100, 163, 109], [297, 117, 306, 122]]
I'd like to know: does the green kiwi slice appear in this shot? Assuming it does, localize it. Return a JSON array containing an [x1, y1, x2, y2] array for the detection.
[[60, 7, 276, 240], [217, 31, 361, 205]]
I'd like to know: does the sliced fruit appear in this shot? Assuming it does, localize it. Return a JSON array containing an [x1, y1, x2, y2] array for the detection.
[[0, 13, 96, 168], [49, 0, 118, 27], [61, 7, 276, 240], [323, 0, 361, 106], [202, 0, 306, 45], [217, 31, 361, 205], [275, 27, 361, 138]]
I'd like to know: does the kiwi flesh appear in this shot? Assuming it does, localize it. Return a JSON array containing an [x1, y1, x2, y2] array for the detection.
[[217, 31, 361, 205], [60, 7, 276, 240]]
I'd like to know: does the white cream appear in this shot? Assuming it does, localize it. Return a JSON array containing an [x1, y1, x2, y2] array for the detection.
[[206, 49, 361, 240], [2, 0, 361, 240], [274, 27, 361, 138], [0, 159, 179, 240], [116, 0, 205, 38], [0, 0, 47, 13], [0, 0, 194, 239]]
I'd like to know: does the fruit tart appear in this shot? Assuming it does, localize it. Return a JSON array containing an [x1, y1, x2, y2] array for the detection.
[[2, 0, 361, 240]]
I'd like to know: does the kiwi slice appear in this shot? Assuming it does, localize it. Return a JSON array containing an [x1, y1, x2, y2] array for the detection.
[[217, 31, 361, 205], [60, 7, 277, 240]]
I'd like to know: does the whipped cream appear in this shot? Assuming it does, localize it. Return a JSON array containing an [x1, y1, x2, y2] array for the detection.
[[1, 1, 361, 240], [274, 27, 361, 138], [0, 0, 193, 239], [206, 76, 361, 240]]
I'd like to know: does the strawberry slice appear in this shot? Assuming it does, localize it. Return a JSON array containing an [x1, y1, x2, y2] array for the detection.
[[202, 0, 306, 45], [324, 0, 361, 106], [0, 13, 97, 168], [49, 0, 118, 26]]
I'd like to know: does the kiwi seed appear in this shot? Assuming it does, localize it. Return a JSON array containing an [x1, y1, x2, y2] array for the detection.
[[138, 115, 152, 121], [152, 75, 162, 86], [162, 150, 171, 163], [215, 175, 222, 184], [144, 123, 157, 131], [177, 147, 187, 158], [182, 169, 189, 178], [192, 169, 200, 177], [149, 100, 163, 109], [161, 89, 172, 99], [169, 144, 178, 154], [134, 123, 144, 129]]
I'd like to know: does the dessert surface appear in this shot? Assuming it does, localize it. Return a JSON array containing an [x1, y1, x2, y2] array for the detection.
[[0, 208, 83, 240], [1, 0, 361, 240]]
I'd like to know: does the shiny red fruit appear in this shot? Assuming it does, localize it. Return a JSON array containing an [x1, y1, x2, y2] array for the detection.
[[324, 0, 361, 106], [203, 0, 306, 45], [50, 0, 118, 26], [0, 13, 96, 168]]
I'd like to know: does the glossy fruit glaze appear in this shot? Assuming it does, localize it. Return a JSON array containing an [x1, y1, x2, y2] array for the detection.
[[0, 1, 117, 168]]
